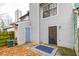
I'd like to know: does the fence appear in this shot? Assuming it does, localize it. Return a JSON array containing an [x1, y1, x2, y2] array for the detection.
[[0, 31, 14, 46]]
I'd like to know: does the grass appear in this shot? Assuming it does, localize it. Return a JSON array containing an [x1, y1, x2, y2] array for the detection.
[[57, 47, 76, 56]]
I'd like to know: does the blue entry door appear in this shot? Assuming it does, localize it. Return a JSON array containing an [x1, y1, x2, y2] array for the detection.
[[25, 27, 30, 42]]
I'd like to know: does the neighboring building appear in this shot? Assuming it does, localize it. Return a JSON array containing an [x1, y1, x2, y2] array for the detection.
[[15, 9, 22, 22], [20, 11, 29, 21], [73, 3, 79, 55], [30, 3, 74, 49], [3, 26, 15, 32], [14, 12, 30, 45], [73, 9, 78, 55], [78, 28, 79, 55], [15, 20, 30, 45], [74, 3, 79, 9]]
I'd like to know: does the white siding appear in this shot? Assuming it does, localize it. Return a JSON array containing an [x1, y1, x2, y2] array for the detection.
[[40, 3, 74, 48], [30, 3, 74, 49], [30, 3, 40, 44], [16, 21, 30, 45]]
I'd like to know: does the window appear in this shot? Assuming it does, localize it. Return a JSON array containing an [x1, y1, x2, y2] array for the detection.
[[43, 3, 57, 18]]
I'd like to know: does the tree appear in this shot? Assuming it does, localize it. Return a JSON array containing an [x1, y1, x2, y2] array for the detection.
[[0, 16, 4, 32]]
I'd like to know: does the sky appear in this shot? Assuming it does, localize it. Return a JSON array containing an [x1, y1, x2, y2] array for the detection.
[[0, 3, 29, 22]]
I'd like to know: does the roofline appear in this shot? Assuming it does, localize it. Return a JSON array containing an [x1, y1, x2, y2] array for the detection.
[[4, 27, 14, 29], [19, 11, 29, 19], [16, 19, 30, 23]]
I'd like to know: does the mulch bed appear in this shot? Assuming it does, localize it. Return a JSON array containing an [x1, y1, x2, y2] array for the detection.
[[0, 45, 42, 56]]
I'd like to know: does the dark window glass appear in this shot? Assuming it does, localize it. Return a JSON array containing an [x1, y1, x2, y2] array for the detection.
[[43, 3, 57, 18]]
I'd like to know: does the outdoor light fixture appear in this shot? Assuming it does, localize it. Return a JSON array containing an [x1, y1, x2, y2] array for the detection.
[[73, 7, 79, 15], [59, 26, 61, 29]]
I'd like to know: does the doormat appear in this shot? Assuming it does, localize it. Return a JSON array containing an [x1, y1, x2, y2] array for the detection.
[[32, 45, 57, 56]]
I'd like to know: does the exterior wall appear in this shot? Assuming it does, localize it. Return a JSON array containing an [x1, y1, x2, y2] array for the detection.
[[30, 3, 40, 44], [23, 16, 29, 21], [40, 3, 74, 48], [30, 3, 74, 49], [16, 21, 30, 45]]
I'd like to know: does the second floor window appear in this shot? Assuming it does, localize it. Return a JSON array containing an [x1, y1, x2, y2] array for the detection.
[[43, 3, 57, 18]]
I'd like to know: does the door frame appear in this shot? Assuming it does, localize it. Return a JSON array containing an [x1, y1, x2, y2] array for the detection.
[[48, 26, 57, 45]]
